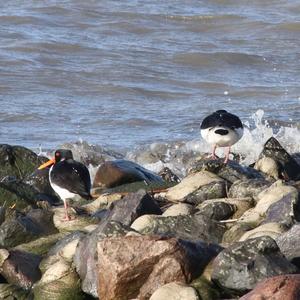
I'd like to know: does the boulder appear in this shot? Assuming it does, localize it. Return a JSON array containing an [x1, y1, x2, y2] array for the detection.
[[261, 191, 300, 226], [240, 274, 300, 300], [102, 190, 162, 227], [162, 203, 194, 217], [256, 137, 300, 181], [276, 224, 300, 267], [0, 249, 41, 289], [196, 201, 235, 221], [93, 159, 164, 188], [33, 258, 83, 300], [0, 209, 57, 248], [239, 223, 286, 241], [0, 144, 46, 180], [150, 282, 200, 300], [211, 236, 298, 295], [14, 233, 66, 256], [165, 171, 226, 203], [189, 159, 264, 185], [197, 197, 253, 220], [237, 181, 298, 226], [228, 179, 272, 199], [74, 221, 134, 297], [97, 235, 222, 300], [131, 214, 226, 243], [191, 276, 221, 300]]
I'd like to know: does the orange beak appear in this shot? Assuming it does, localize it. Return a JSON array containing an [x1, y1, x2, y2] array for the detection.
[[38, 158, 55, 170]]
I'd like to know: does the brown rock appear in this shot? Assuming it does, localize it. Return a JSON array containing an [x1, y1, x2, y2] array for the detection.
[[240, 274, 300, 300], [97, 235, 222, 300]]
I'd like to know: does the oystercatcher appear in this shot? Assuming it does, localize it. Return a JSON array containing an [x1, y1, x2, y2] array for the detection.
[[38, 149, 92, 220], [200, 110, 243, 163]]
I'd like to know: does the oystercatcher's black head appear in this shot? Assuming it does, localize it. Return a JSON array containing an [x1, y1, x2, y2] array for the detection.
[[54, 149, 73, 163], [38, 149, 73, 169]]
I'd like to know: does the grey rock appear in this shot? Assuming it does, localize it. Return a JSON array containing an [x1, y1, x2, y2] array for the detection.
[[262, 191, 300, 227], [132, 214, 226, 243], [184, 181, 227, 205], [0, 209, 57, 248], [228, 179, 272, 199], [211, 236, 298, 295], [197, 201, 235, 221], [103, 190, 162, 227], [190, 159, 264, 185], [222, 223, 254, 244], [276, 224, 300, 268]]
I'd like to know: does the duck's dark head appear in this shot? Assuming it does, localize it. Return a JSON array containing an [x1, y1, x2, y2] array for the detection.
[[38, 149, 73, 169]]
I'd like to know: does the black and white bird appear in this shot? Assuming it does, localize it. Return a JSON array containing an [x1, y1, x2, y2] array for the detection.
[[200, 110, 243, 163], [38, 149, 92, 221]]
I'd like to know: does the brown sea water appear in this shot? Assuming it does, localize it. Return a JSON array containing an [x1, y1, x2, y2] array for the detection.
[[0, 1, 299, 152]]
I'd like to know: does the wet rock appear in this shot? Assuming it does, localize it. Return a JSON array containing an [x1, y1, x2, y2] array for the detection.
[[102, 190, 162, 227], [0, 250, 41, 289], [257, 137, 300, 181], [93, 159, 164, 188], [196, 201, 235, 221], [190, 159, 264, 185], [97, 235, 222, 300], [33, 258, 83, 300], [228, 178, 272, 199], [240, 274, 300, 300], [131, 214, 226, 243], [162, 203, 194, 217], [0, 144, 46, 180], [239, 223, 286, 241], [276, 224, 300, 268], [0, 209, 57, 248], [158, 167, 181, 183], [74, 221, 133, 297], [0, 283, 31, 299], [150, 282, 200, 300], [165, 171, 226, 203], [211, 236, 298, 296]]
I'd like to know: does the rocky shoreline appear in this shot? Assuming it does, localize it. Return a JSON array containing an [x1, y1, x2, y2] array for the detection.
[[0, 137, 300, 299]]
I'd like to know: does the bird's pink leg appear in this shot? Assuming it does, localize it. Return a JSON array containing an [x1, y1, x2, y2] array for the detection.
[[211, 145, 217, 159], [224, 146, 231, 164], [62, 201, 71, 221]]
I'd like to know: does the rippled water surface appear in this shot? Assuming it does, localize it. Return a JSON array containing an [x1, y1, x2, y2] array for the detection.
[[0, 1, 299, 151]]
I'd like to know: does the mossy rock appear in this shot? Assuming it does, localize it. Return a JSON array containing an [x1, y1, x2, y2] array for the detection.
[[0, 283, 31, 299], [0, 144, 47, 180], [33, 268, 84, 300], [14, 233, 66, 256]]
